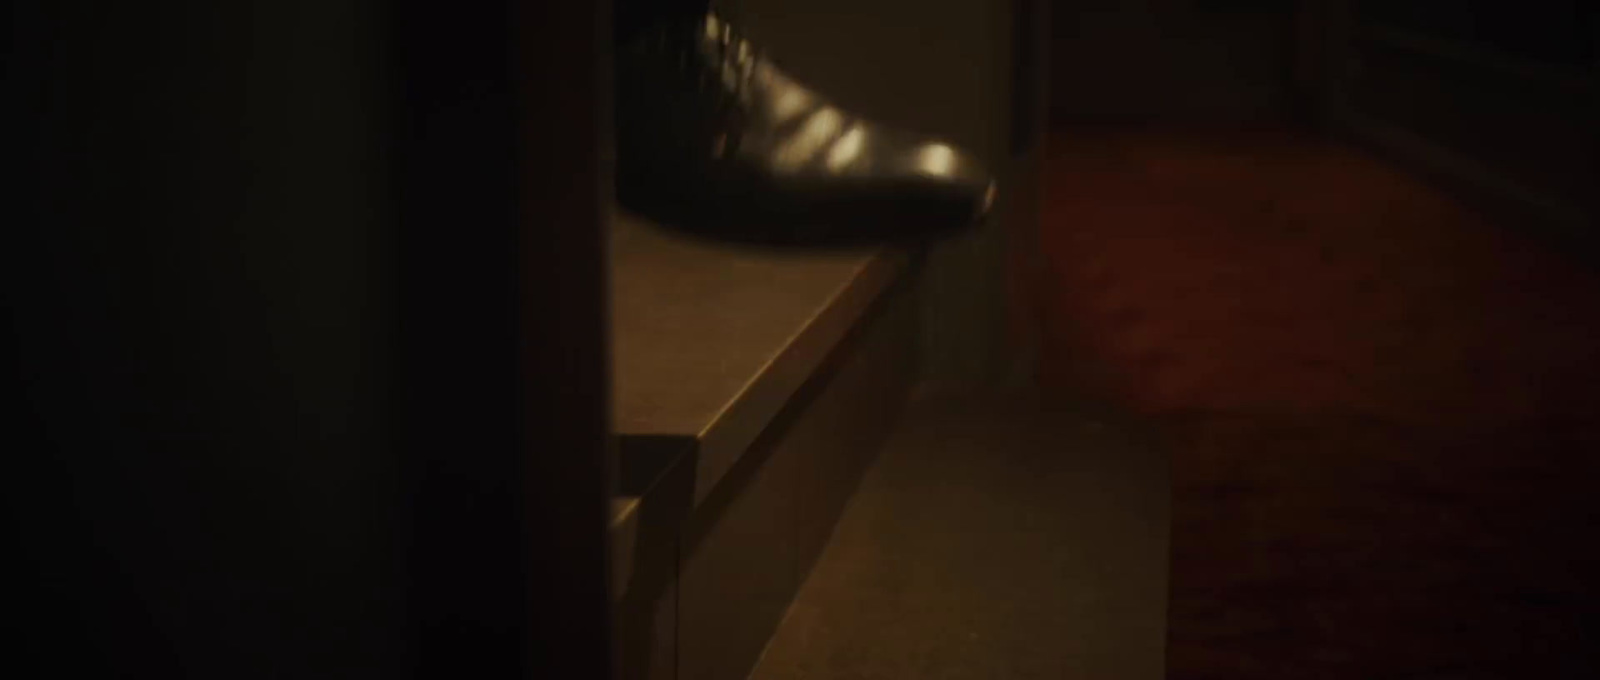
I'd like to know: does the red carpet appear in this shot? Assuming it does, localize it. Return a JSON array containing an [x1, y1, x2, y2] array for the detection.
[[1035, 129, 1600, 678]]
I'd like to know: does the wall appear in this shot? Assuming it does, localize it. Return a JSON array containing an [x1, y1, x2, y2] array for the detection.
[[13, 1, 617, 676], [1049, 0, 1297, 123], [13, 2, 399, 675], [1325, 1, 1599, 238]]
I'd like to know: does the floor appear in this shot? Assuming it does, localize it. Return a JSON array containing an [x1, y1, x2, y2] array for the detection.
[[750, 395, 1169, 680], [744, 128, 1598, 679], [1036, 128, 1600, 678]]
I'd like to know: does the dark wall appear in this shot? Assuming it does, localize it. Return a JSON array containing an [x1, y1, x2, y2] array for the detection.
[[12, 0, 625, 672], [10, 0, 617, 676], [10, 2, 402, 676], [1049, 0, 1298, 124], [1335, 0, 1599, 233], [1357, 0, 1596, 68]]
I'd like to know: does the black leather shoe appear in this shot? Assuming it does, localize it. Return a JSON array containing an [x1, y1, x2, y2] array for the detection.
[[615, 12, 997, 246]]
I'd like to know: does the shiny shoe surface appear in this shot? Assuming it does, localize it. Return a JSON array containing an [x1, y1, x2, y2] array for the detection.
[[615, 13, 997, 246]]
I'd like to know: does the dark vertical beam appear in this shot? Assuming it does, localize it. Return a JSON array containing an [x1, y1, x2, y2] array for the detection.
[[515, 0, 618, 676], [389, 0, 524, 675], [392, 0, 614, 675]]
